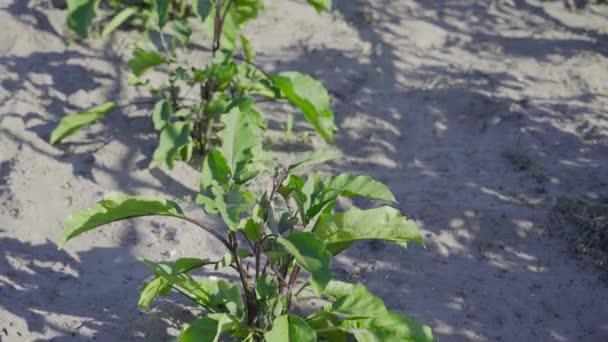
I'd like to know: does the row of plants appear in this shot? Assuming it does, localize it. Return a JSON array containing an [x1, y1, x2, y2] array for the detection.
[[51, 0, 434, 340]]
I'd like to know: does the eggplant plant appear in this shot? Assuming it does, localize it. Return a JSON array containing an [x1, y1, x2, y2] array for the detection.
[[58, 115, 434, 340], [51, 0, 337, 169]]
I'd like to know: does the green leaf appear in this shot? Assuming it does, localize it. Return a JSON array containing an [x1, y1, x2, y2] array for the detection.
[[150, 121, 193, 169], [255, 273, 278, 300], [152, 0, 169, 29], [179, 314, 233, 342], [67, 0, 100, 38], [324, 173, 396, 202], [171, 20, 193, 45], [277, 232, 332, 293], [306, 0, 332, 13], [265, 315, 317, 342], [194, 0, 213, 21], [142, 261, 244, 318], [101, 6, 138, 37], [179, 317, 222, 342], [324, 282, 434, 341], [50, 102, 118, 144], [305, 311, 347, 342], [340, 312, 434, 342], [128, 48, 167, 77], [288, 149, 341, 172], [200, 150, 232, 189], [314, 206, 423, 255], [240, 34, 256, 62], [272, 72, 336, 143], [58, 192, 183, 248], [235, 0, 264, 25], [152, 100, 172, 131], [217, 106, 262, 183], [139, 258, 211, 310], [197, 184, 254, 231]]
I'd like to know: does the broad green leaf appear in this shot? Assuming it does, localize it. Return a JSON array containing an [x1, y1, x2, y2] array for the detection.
[[265, 315, 317, 342], [306, 0, 332, 13], [217, 106, 262, 183], [139, 258, 211, 310], [180, 314, 233, 342], [329, 283, 388, 318], [235, 0, 264, 25], [128, 48, 167, 77], [142, 261, 244, 317], [324, 173, 396, 202], [180, 317, 222, 342], [139, 276, 170, 311], [152, 99, 172, 131], [240, 34, 256, 61], [171, 20, 193, 45], [218, 186, 255, 230], [314, 206, 423, 254], [194, 0, 213, 21], [241, 217, 262, 242], [325, 283, 434, 341], [272, 72, 336, 143], [277, 232, 332, 293], [340, 312, 434, 342], [322, 280, 356, 299], [50, 102, 118, 144], [305, 311, 347, 342], [67, 0, 99, 38], [58, 192, 183, 248], [226, 97, 267, 130], [152, 0, 169, 29], [197, 184, 254, 231], [101, 6, 138, 37], [255, 273, 278, 300], [150, 121, 193, 169], [288, 149, 341, 172], [200, 150, 232, 189]]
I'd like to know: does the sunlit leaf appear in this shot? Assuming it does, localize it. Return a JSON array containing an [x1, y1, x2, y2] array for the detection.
[[139, 258, 211, 310], [217, 106, 263, 183], [306, 0, 332, 13], [265, 315, 317, 342], [50, 102, 118, 144], [324, 173, 396, 202], [101, 6, 138, 37], [240, 34, 256, 61], [179, 314, 234, 342], [152, 0, 169, 29], [128, 48, 167, 76], [171, 20, 193, 45], [152, 99, 172, 131], [277, 232, 332, 293], [58, 192, 184, 248], [314, 206, 423, 254], [288, 149, 341, 172], [67, 0, 100, 38], [272, 72, 336, 143], [150, 121, 193, 169], [323, 282, 434, 341]]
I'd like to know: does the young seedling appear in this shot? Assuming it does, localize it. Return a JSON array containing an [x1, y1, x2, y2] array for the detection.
[[58, 134, 434, 340], [51, 0, 337, 170]]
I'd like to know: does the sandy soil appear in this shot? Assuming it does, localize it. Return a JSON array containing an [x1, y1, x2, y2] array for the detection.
[[1, 0, 608, 341]]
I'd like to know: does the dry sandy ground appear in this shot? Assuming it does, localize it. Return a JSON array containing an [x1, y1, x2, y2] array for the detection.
[[1, 0, 608, 341]]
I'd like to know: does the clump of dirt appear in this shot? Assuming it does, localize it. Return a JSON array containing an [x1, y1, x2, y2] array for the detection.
[[550, 196, 608, 269]]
